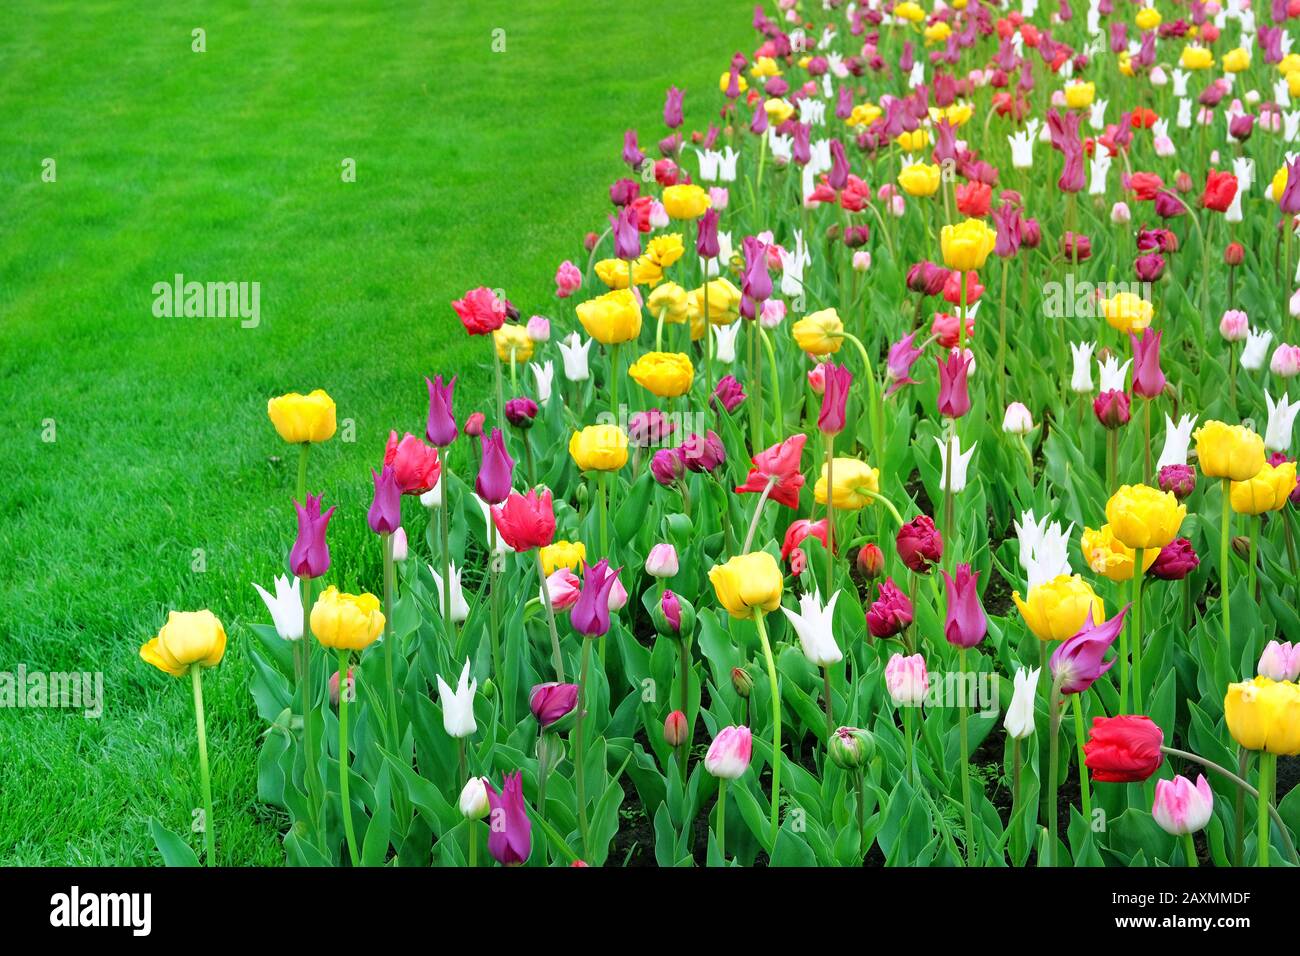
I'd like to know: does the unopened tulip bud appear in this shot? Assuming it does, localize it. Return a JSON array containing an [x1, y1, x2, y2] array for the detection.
[[465, 412, 486, 438], [391, 526, 409, 562], [1224, 242, 1244, 266], [731, 666, 753, 699], [1232, 536, 1252, 560], [1002, 401, 1034, 435], [329, 666, 355, 707], [857, 542, 885, 578], [1158, 463, 1197, 500], [828, 726, 875, 770], [664, 710, 689, 747], [1093, 389, 1131, 428], [459, 776, 491, 819], [1110, 201, 1131, 224]]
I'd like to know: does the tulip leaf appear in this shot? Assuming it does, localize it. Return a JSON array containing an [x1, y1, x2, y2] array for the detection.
[[148, 817, 200, 867]]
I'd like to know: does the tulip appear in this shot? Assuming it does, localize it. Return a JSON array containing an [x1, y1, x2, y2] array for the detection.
[[267, 389, 337, 447], [942, 564, 987, 649], [1105, 484, 1186, 551], [459, 776, 491, 821], [628, 351, 694, 398], [867, 578, 914, 638], [709, 552, 784, 620], [817, 362, 853, 436], [504, 397, 538, 429], [290, 494, 335, 580], [896, 515, 943, 573], [782, 590, 842, 733], [428, 562, 471, 622], [663, 710, 688, 747], [252, 575, 303, 641], [484, 772, 532, 866], [542, 568, 581, 611], [425, 375, 458, 447], [1050, 605, 1127, 695], [384, 431, 442, 496], [1231, 461, 1298, 514], [644, 543, 679, 578], [1265, 392, 1300, 454], [557, 332, 593, 381], [710, 374, 746, 413], [1152, 774, 1214, 845], [1012, 574, 1104, 642], [1002, 402, 1034, 435], [1004, 667, 1040, 739], [936, 350, 971, 418], [792, 308, 844, 355], [569, 424, 629, 472], [704, 725, 752, 779], [555, 260, 582, 298], [310, 586, 384, 652], [529, 682, 579, 728], [1130, 330, 1166, 400], [735, 433, 807, 515], [1080, 525, 1159, 582], [571, 559, 622, 638], [576, 289, 642, 345], [1084, 714, 1165, 782], [884, 653, 929, 707], [436, 659, 478, 739], [367, 465, 401, 535], [492, 488, 557, 551], [476, 429, 516, 505]]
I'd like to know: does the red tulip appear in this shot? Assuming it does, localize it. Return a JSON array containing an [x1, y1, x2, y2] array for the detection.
[[492, 488, 556, 551], [1083, 714, 1164, 783], [734, 434, 807, 508], [384, 430, 442, 495], [1201, 169, 1238, 213]]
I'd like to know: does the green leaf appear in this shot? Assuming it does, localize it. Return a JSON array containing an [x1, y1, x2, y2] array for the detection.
[[148, 817, 200, 867]]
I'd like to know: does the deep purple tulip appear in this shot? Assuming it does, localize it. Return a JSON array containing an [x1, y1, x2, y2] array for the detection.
[[650, 447, 686, 485], [476, 428, 515, 505], [611, 205, 641, 261], [504, 396, 539, 429], [933, 119, 958, 167], [1134, 253, 1165, 282], [1281, 155, 1300, 214], [750, 101, 768, 135], [697, 208, 720, 259], [484, 772, 531, 866], [818, 363, 854, 435], [662, 589, 682, 633], [571, 559, 622, 637], [993, 201, 1023, 258], [1130, 330, 1166, 400], [622, 129, 645, 171], [936, 351, 971, 418], [425, 374, 458, 447], [942, 564, 987, 649], [367, 465, 401, 535], [1051, 605, 1129, 695], [609, 178, 639, 206], [711, 374, 747, 413], [1153, 190, 1186, 219], [529, 682, 579, 728], [742, 235, 772, 305], [885, 332, 924, 396], [828, 139, 850, 191], [628, 408, 676, 447], [866, 578, 914, 638], [681, 430, 726, 473], [792, 123, 812, 166], [663, 86, 684, 129], [1158, 464, 1197, 500], [1150, 538, 1199, 580], [290, 493, 335, 579]]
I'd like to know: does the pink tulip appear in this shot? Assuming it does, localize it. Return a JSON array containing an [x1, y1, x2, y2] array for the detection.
[[704, 726, 752, 779], [554, 260, 582, 298], [1258, 640, 1300, 681], [1151, 774, 1213, 836], [884, 652, 929, 706], [543, 568, 581, 610], [1219, 309, 1249, 342]]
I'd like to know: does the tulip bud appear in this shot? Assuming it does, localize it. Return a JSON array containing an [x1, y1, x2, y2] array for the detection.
[[329, 666, 355, 707], [828, 726, 875, 770], [391, 526, 409, 562], [856, 542, 885, 578], [1093, 389, 1131, 428], [1002, 401, 1034, 435], [583, 231, 600, 252], [1158, 463, 1197, 500], [459, 776, 491, 820], [536, 731, 565, 772], [465, 412, 486, 438], [731, 666, 753, 699], [1232, 535, 1252, 560], [504, 397, 538, 429], [645, 543, 679, 578], [664, 710, 689, 747], [1224, 242, 1244, 266]]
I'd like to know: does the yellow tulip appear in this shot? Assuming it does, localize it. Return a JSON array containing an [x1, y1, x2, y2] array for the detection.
[[1118, 51, 1135, 77], [645, 234, 685, 270], [540, 540, 586, 576], [311, 586, 385, 652], [923, 21, 951, 44], [1135, 7, 1162, 30], [1222, 47, 1250, 73], [647, 281, 689, 323], [719, 71, 748, 94], [662, 184, 711, 220], [1225, 677, 1300, 755], [1099, 291, 1154, 334], [898, 162, 941, 198], [750, 56, 781, 78], [847, 103, 883, 127], [687, 278, 742, 326], [1194, 420, 1266, 481], [628, 351, 694, 398], [1080, 525, 1160, 582], [1273, 164, 1291, 203], [792, 308, 844, 355], [576, 289, 642, 345], [894, 1, 925, 22], [493, 323, 534, 362], [140, 610, 227, 677], [814, 458, 880, 510], [940, 218, 997, 272], [1064, 82, 1095, 109], [267, 389, 337, 444], [895, 129, 930, 152], [594, 258, 632, 289], [764, 98, 795, 125], [709, 551, 784, 620], [569, 424, 629, 472], [631, 256, 664, 287], [928, 103, 973, 127], [1012, 575, 1105, 642], [1180, 45, 1214, 70], [1105, 484, 1186, 550], [1278, 54, 1300, 76], [1230, 461, 1298, 515], [1290, 71, 1300, 98]]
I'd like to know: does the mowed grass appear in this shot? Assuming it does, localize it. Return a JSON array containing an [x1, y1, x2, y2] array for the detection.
[[0, 0, 752, 864]]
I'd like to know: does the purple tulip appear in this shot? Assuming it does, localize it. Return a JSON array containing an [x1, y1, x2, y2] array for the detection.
[[993, 201, 1023, 258], [609, 178, 639, 206], [933, 119, 958, 167], [571, 559, 622, 637], [662, 589, 683, 633], [1130, 330, 1166, 399], [750, 101, 768, 135], [1150, 538, 1200, 581], [697, 208, 720, 260], [792, 123, 812, 166], [1134, 253, 1165, 282], [290, 493, 335, 579], [663, 86, 684, 129], [885, 332, 924, 396], [681, 430, 726, 473], [899, 39, 915, 72], [936, 350, 971, 419], [942, 564, 987, 648], [367, 465, 401, 535], [504, 396, 539, 429], [818, 363, 853, 435], [1158, 464, 1197, 500], [1153, 190, 1186, 219], [711, 374, 747, 413], [476, 428, 515, 505], [651, 446, 686, 485], [529, 682, 579, 728], [835, 85, 853, 120], [828, 139, 850, 191], [611, 205, 641, 261], [484, 772, 531, 866], [425, 374, 458, 447], [628, 408, 676, 447], [1051, 605, 1129, 695], [1281, 155, 1300, 215], [741, 236, 772, 307], [622, 129, 644, 171]]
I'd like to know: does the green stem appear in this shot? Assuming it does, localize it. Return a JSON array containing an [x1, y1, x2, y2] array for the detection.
[[679, 636, 691, 785], [535, 550, 566, 682], [741, 476, 777, 554], [754, 610, 782, 849], [822, 666, 834, 744], [716, 779, 727, 865], [1047, 675, 1063, 868], [1184, 832, 1199, 867], [958, 646, 975, 866], [574, 637, 592, 859], [1073, 695, 1093, 823], [1258, 751, 1276, 867], [487, 520, 506, 724], [1133, 548, 1144, 713], [337, 650, 360, 867], [758, 326, 783, 441], [438, 460, 456, 643], [381, 532, 399, 750], [468, 820, 478, 868], [1221, 478, 1232, 647], [190, 665, 215, 866]]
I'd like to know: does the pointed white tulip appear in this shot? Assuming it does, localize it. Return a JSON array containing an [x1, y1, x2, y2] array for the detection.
[[252, 574, 304, 641], [1008, 128, 1036, 169], [428, 561, 471, 623], [1088, 99, 1108, 131], [1004, 667, 1041, 739], [1176, 98, 1192, 129], [935, 435, 976, 493], [1097, 354, 1132, 393], [420, 473, 444, 509], [436, 659, 478, 738], [781, 590, 843, 668], [1172, 68, 1190, 97], [1088, 152, 1111, 196], [1265, 392, 1300, 453], [716, 146, 740, 183], [531, 360, 554, 405], [1156, 414, 1199, 471], [1243, 328, 1274, 371], [712, 321, 742, 364], [1070, 341, 1096, 393], [557, 332, 592, 382], [1014, 509, 1074, 590]]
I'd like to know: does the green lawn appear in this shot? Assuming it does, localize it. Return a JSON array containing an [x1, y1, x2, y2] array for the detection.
[[0, 0, 752, 865]]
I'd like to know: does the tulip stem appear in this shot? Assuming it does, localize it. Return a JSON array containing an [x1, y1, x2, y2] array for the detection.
[[997, 257, 1008, 411], [741, 476, 777, 554], [840, 331, 885, 463], [1247, 516, 1259, 601], [300, 576, 319, 832], [189, 665, 216, 866], [336, 650, 360, 867], [1183, 832, 1199, 867], [716, 779, 727, 865], [574, 637, 592, 859], [754, 609, 782, 850], [468, 820, 478, 868], [1046, 673, 1063, 868], [1235, 747, 1248, 866], [487, 520, 508, 725], [1161, 745, 1299, 866], [438, 463, 456, 644], [758, 327, 783, 441], [1072, 695, 1092, 824], [535, 550, 566, 682], [824, 435, 835, 597], [1258, 752, 1276, 868], [1011, 736, 1021, 853], [1133, 549, 1144, 713], [861, 489, 905, 527], [957, 647, 976, 867], [942, 429, 955, 572], [1221, 478, 1233, 648], [679, 637, 691, 785], [903, 703, 916, 786], [491, 338, 505, 429], [381, 532, 399, 751], [822, 666, 834, 744]]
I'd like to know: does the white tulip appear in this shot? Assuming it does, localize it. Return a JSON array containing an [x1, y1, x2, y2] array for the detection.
[[1156, 414, 1199, 471], [780, 590, 843, 668], [1014, 509, 1074, 590], [1070, 341, 1096, 393], [1004, 667, 1041, 739], [436, 659, 478, 739], [557, 332, 592, 382], [428, 561, 471, 623], [1265, 391, 1300, 453], [252, 574, 304, 641], [459, 776, 490, 819], [1242, 328, 1274, 371], [1097, 354, 1132, 393], [712, 320, 742, 364], [935, 434, 976, 493], [531, 360, 554, 405]]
